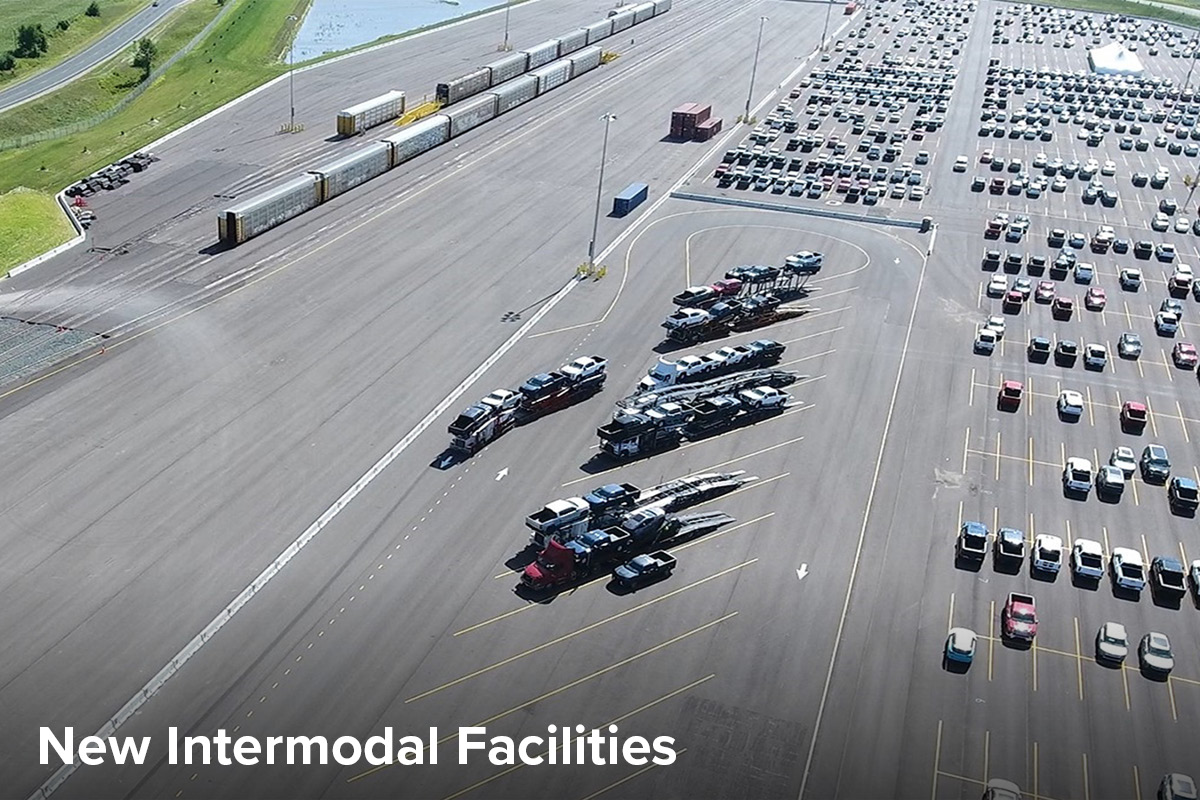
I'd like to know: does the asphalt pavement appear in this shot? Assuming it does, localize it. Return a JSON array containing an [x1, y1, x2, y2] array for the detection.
[[3, 0, 1200, 798]]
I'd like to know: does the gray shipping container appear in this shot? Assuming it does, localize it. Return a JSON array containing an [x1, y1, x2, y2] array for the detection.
[[436, 67, 492, 105], [336, 90, 406, 136], [583, 18, 614, 45], [523, 39, 561, 69], [652, 0, 672, 13], [445, 94, 498, 137], [219, 174, 321, 244], [310, 141, 391, 202], [610, 8, 636, 32], [491, 75, 538, 114], [632, 1, 656, 23], [484, 51, 529, 85], [568, 46, 602, 79], [383, 115, 451, 166], [531, 60, 571, 94], [557, 28, 589, 56]]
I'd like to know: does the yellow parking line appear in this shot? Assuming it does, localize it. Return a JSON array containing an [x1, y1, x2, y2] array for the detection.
[[1032, 636, 1039, 692], [995, 431, 1001, 481], [988, 600, 995, 682], [1179, 401, 1190, 442], [993, 506, 999, 537], [957, 500, 963, 535], [576, 750, 685, 800], [1141, 534, 1150, 570], [1131, 472, 1140, 506], [983, 730, 990, 785], [1181, 542, 1190, 571], [963, 427, 970, 474], [930, 720, 943, 800], [1033, 742, 1040, 800], [1122, 659, 1132, 711], [1082, 753, 1091, 800], [1162, 349, 1175, 383], [1028, 438, 1035, 486], [1074, 617, 1084, 701], [947, 593, 955, 632], [969, 368, 976, 406], [1146, 396, 1159, 438], [1086, 386, 1095, 426], [1169, 677, 1179, 722], [1133, 765, 1142, 800]]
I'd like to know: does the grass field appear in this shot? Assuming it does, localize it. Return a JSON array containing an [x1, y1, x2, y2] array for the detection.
[[0, 1, 225, 141], [1051, 0, 1200, 25], [0, 0, 144, 88], [0, 188, 75, 275]]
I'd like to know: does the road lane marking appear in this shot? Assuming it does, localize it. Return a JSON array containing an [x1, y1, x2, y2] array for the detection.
[[963, 427, 970, 474], [797, 226, 931, 800], [1134, 765, 1142, 800], [988, 600, 995, 682], [930, 720, 943, 800], [995, 431, 1001, 481], [983, 729, 990, 785], [576, 749, 688, 800], [1074, 616, 1084, 701], [352, 617, 734, 782], [969, 367, 976, 406], [1169, 677, 1179, 722], [1082, 753, 1091, 800], [1179, 400, 1190, 442], [1033, 741, 1039, 800]]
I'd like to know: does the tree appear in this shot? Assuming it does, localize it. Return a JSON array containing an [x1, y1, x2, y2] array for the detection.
[[14, 24, 48, 58], [132, 37, 157, 78], [86, 2, 101, 17], [0, 52, 14, 71], [57, 19, 71, 32]]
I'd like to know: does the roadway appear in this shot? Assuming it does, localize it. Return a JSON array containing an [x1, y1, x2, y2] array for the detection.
[[0, 0, 194, 115], [3, 0, 1199, 798]]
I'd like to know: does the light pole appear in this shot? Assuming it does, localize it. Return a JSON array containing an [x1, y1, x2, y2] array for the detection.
[[588, 113, 617, 267], [1184, 33, 1199, 94], [287, 14, 299, 130], [820, 0, 833, 52], [501, 0, 512, 51], [743, 16, 768, 124]]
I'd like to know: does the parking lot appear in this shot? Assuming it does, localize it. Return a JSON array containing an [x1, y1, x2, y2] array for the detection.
[[690, 0, 1200, 794]]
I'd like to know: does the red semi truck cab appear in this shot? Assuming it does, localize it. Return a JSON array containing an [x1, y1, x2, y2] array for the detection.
[[1002, 592, 1038, 641]]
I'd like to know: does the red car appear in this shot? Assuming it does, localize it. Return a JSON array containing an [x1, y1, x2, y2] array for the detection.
[[1004, 290, 1024, 309], [1085, 286, 1107, 310], [1173, 342, 1198, 369], [710, 278, 743, 297], [998, 380, 1024, 410], [1121, 401, 1148, 431], [1035, 281, 1055, 302], [1052, 296, 1074, 318]]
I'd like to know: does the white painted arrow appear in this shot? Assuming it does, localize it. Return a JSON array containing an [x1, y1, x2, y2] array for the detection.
[[796, 563, 809, 581], [495, 467, 509, 481]]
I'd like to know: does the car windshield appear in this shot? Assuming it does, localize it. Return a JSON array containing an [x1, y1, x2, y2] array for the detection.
[[1120, 564, 1142, 577], [1102, 630, 1126, 645], [1012, 609, 1035, 622], [1080, 554, 1103, 568], [1038, 547, 1060, 561], [1147, 638, 1171, 656]]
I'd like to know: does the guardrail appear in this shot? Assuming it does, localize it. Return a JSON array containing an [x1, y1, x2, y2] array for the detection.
[[669, 190, 928, 230]]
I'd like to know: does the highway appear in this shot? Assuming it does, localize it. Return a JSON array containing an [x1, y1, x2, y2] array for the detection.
[[1, 0, 1199, 798], [0, 0, 194, 115]]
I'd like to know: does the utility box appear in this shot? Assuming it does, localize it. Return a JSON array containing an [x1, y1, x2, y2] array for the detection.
[[613, 182, 649, 216]]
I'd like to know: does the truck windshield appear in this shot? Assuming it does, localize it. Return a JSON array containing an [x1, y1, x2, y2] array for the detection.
[[1012, 610, 1035, 622]]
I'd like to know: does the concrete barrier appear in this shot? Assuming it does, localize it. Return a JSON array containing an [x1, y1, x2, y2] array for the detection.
[[669, 190, 928, 230]]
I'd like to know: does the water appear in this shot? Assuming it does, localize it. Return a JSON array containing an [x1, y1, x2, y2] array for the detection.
[[293, 0, 509, 61]]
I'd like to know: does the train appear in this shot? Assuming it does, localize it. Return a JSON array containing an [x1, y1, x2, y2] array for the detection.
[[217, 0, 671, 246]]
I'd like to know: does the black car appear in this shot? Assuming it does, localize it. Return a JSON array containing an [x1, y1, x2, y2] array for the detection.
[[1113, 238, 1130, 254], [1134, 240, 1154, 259], [1055, 339, 1079, 365], [1028, 336, 1052, 362], [726, 264, 781, 283]]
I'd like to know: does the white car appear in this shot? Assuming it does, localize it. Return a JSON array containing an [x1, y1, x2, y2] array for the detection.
[[1072, 538, 1105, 579], [1096, 464, 1125, 495], [1057, 389, 1084, 419], [987, 275, 1008, 296], [1152, 212, 1171, 232], [1177, 217, 1193, 234], [953, 155, 968, 172], [1112, 547, 1147, 591], [1110, 446, 1137, 476], [945, 627, 978, 663], [1051, 176, 1068, 192], [1032, 534, 1063, 573], [975, 326, 998, 354], [1140, 631, 1174, 673], [787, 251, 824, 270], [1084, 343, 1108, 369], [985, 315, 1006, 338], [1102, 159, 1117, 176], [1096, 621, 1129, 663], [1156, 311, 1180, 336], [1063, 457, 1093, 493]]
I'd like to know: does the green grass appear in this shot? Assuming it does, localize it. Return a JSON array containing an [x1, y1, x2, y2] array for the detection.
[[0, 1, 226, 141], [0, 0, 144, 88], [0, 188, 75, 275], [1043, 0, 1200, 25]]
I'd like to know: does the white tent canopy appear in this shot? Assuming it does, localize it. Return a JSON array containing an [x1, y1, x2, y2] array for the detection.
[[1088, 42, 1145, 76]]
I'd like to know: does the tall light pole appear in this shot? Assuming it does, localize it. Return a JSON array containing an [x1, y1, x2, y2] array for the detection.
[[588, 113, 617, 268], [1184, 32, 1199, 94], [743, 16, 768, 124], [501, 0, 512, 51], [820, 0, 834, 52], [287, 14, 299, 130]]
